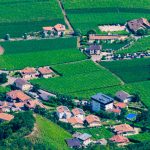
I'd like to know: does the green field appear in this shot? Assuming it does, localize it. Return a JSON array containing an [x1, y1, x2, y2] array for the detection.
[[31, 60, 121, 97], [0, 0, 65, 38], [116, 36, 150, 54], [29, 115, 71, 150], [129, 132, 150, 142], [0, 38, 87, 70], [100, 58, 150, 83], [76, 126, 113, 140], [62, 0, 150, 34]]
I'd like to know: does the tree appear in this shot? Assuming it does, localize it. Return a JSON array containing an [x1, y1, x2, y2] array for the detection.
[[87, 29, 96, 36], [32, 83, 40, 93], [4, 34, 10, 40], [74, 29, 81, 36], [0, 73, 8, 84], [132, 93, 140, 102], [136, 28, 148, 36]]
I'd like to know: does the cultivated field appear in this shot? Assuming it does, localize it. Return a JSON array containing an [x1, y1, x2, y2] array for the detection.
[[31, 60, 121, 97], [117, 36, 150, 54], [100, 58, 150, 83], [29, 115, 71, 150], [0, 0, 65, 38], [0, 38, 87, 70], [62, 0, 150, 34]]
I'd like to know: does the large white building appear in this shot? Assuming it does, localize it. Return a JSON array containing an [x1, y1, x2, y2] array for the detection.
[[91, 93, 114, 112]]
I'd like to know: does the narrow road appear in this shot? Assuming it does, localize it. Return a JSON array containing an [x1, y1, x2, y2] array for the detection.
[[57, 0, 74, 33]]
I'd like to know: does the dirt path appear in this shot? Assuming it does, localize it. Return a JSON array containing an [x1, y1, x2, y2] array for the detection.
[[57, 0, 74, 33], [0, 46, 4, 55]]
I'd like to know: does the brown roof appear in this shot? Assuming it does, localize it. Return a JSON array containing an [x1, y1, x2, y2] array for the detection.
[[89, 34, 127, 40], [127, 18, 150, 32], [57, 106, 70, 113], [85, 115, 100, 124], [110, 135, 129, 143], [7, 90, 31, 101], [72, 108, 85, 116], [13, 102, 25, 108], [114, 102, 127, 109], [0, 113, 14, 121], [25, 100, 44, 109], [21, 67, 36, 74], [54, 24, 66, 31], [67, 116, 83, 125], [38, 67, 53, 75], [114, 124, 134, 134], [43, 26, 53, 31]]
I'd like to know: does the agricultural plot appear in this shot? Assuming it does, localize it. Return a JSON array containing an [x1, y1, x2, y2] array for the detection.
[[0, 0, 65, 38], [0, 38, 87, 70], [28, 115, 71, 150], [62, 0, 150, 34], [100, 58, 150, 83], [31, 60, 121, 97], [76, 126, 113, 140], [116, 36, 150, 54]]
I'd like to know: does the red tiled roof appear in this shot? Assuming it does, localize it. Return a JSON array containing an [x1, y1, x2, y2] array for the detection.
[[109, 108, 121, 114], [114, 102, 127, 109], [110, 135, 129, 143], [54, 24, 66, 31], [67, 116, 83, 125], [43, 26, 53, 31], [25, 100, 44, 108], [0, 113, 14, 121], [13, 102, 25, 108], [21, 67, 36, 74], [85, 115, 100, 124], [57, 106, 70, 113], [7, 90, 31, 101], [38, 67, 53, 75], [72, 108, 85, 116], [114, 124, 134, 134]]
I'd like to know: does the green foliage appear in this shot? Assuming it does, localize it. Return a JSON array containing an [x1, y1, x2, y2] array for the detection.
[[0, 73, 8, 84]]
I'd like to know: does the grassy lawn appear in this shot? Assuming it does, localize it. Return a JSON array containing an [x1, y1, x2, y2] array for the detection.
[[129, 132, 150, 142], [31, 60, 121, 96], [100, 58, 150, 83], [28, 115, 71, 150], [0, 38, 87, 70], [76, 126, 113, 140], [62, 0, 150, 34], [0, 0, 65, 38], [116, 36, 150, 54]]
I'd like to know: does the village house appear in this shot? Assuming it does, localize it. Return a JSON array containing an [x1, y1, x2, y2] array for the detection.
[[112, 124, 135, 136], [89, 34, 128, 43], [54, 24, 66, 36], [13, 102, 25, 111], [6, 90, 31, 102], [0, 113, 14, 122], [114, 102, 127, 109], [96, 138, 107, 145], [109, 135, 129, 144], [67, 116, 84, 128], [42, 26, 54, 36], [72, 108, 85, 120], [66, 138, 81, 149], [91, 93, 114, 112], [14, 78, 32, 91], [0, 101, 12, 113], [56, 106, 72, 120], [86, 44, 102, 55], [25, 100, 44, 109], [108, 108, 121, 115], [77, 133, 92, 146], [115, 91, 132, 103], [127, 18, 150, 33], [21, 67, 38, 80], [85, 114, 101, 127], [38, 67, 53, 78]]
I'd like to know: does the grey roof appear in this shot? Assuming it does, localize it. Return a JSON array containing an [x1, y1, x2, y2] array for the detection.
[[91, 93, 114, 104], [115, 91, 131, 101], [78, 133, 92, 141], [14, 78, 29, 86], [89, 44, 102, 51], [66, 138, 81, 147]]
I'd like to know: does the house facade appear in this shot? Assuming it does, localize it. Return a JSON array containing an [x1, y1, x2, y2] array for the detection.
[[67, 116, 84, 128], [86, 44, 102, 55], [38, 67, 53, 78]]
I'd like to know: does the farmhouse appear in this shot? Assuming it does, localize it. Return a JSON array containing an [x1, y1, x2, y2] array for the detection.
[[66, 138, 81, 149], [0, 113, 14, 122], [38, 67, 53, 78], [72, 108, 85, 120], [13, 102, 25, 110], [113, 124, 135, 136], [85, 114, 101, 127], [14, 78, 32, 91], [114, 102, 127, 109], [77, 133, 92, 146], [0, 101, 12, 112], [89, 34, 128, 43], [91, 93, 114, 112], [109, 135, 129, 144], [21, 67, 38, 80], [67, 116, 84, 128], [127, 18, 150, 33], [25, 100, 44, 109], [54, 24, 66, 36], [86, 44, 102, 55], [43, 26, 54, 36], [6, 90, 31, 102], [56, 106, 72, 120], [115, 91, 132, 103]]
